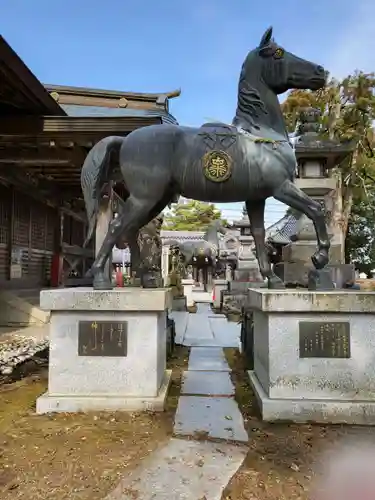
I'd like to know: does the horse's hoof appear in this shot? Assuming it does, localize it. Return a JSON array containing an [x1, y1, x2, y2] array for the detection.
[[267, 277, 286, 290], [93, 274, 113, 291], [311, 249, 329, 270], [85, 268, 93, 279]]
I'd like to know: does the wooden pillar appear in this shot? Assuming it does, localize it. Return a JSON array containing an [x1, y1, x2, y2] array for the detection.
[[95, 190, 113, 283], [162, 244, 170, 283], [51, 210, 64, 287], [7, 186, 15, 281]]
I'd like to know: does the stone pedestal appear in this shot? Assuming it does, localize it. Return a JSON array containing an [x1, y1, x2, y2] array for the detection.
[[248, 289, 375, 425], [212, 279, 228, 309], [171, 296, 187, 311], [282, 240, 342, 266], [36, 288, 172, 414], [238, 236, 257, 269], [222, 281, 265, 314], [274, 262, 355, 288], [182, 278, 195, 308], [234, 268, 263, 282]]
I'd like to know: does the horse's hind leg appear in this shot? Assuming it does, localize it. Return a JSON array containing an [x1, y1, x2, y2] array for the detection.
[[91, 195, 161, 289], [245, 200, 285, 289], [273, 180, 330, 268]]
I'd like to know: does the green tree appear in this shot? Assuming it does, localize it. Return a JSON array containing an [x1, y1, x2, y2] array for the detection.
[[345, 191, 375, 275], [281, 71, 375, 234], [282, 89, 323, 133], [163, 199, 226, 231]]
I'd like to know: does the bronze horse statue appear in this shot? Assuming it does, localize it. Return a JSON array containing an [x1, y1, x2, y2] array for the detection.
[[81, 27, 328, 290], [164, 220, 227, 264], [164, 219, 227, 290]]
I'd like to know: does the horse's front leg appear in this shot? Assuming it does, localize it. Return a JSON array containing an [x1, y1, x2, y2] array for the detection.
[[246, 200, 285, 289], [273, 180, 330, 269]]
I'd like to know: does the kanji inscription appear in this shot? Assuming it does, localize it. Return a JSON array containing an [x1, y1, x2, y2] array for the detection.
[[299, 321, 350, 358], [78, 321, 127, 357]]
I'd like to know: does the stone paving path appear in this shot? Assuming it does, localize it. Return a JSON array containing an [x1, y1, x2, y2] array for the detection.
[[174, 304, 247, 442], [171, 303, 241, 348], [106, 303, 248, 499], [105, 438, 247, 500]]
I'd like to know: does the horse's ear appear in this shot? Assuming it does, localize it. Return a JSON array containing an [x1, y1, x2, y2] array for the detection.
[[259, 26, 273, 47]]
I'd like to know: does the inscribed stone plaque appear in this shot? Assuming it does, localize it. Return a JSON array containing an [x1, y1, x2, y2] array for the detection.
[[299, 321, 350, 358], [78, 321, 127, 357]]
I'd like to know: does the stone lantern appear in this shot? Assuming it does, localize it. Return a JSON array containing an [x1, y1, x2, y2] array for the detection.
[[275, 107, 356, 287], [231, 205, 262, 281]]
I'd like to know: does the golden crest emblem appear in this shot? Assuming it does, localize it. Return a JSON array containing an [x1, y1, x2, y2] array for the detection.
[[202, 150, 232, 183]]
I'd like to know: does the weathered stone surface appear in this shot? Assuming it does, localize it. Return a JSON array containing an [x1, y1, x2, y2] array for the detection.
[[228, 281, 265, 292], [212, 279, 228, 309], [274, 262, 355, 288], [250, 371, 375, 425], [195, 303, 212, 314], [182, 278, 195, 308], [42, 309, 167, 398], [174, 396, 248, 442], [37, 288, 170, 414], [183, 312, 213, 346], [248, 289, 375, 313], [209, 317, 240, 348], [169, 311, 188, 344], [188, 347, 230, 371], [171, 296, 187, 311], [282, 241, 342, 266], [40, 287, 171, 312], [182, 370, 234, 396], [234, 268, 262, 281], [248, 289, 375, 424], [105, 438, 247, 500], [37, 371, 172, 413]]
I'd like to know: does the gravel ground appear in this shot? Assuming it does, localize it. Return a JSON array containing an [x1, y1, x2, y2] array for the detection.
[[0, 346, 190, 499], [0, 334, 49, 376]]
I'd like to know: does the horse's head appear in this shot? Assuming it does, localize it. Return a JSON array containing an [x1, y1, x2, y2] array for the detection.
[[241, 27, 326, 95], [207, 219, 227, 235]]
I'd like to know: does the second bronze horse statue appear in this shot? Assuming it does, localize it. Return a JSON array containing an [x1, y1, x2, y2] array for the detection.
[[81, 27, 328, 289]]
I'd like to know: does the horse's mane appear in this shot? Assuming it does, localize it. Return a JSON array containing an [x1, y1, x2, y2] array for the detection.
[[235, 80, 269, 130]]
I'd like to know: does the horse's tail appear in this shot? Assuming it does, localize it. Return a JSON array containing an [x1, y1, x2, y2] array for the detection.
[[81, 136, 124, 249]]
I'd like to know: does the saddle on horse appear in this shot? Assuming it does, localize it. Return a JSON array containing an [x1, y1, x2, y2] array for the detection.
[[198, 122, 238, 149]]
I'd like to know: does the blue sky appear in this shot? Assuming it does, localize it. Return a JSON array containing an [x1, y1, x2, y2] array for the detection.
[[2, 0, 374, 226]]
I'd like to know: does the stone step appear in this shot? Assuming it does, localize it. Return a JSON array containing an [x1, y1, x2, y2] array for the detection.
[[0, 289, 49, 326], [174, 395, 248, 442], [181, 370, 234, 396], [188, 347, 230, 371]]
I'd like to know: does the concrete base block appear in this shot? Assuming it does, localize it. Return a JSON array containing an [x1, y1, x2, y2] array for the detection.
[[37, 370, 172, 414], [172, 296, 187, 311], [37, 287, 171, 414], [212, 280, 228, 309], [182, 279, 195, 308], [249, 370, 375, 425], [248, 289, 375, 425]]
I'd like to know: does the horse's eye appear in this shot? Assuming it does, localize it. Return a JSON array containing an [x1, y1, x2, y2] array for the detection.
[[274, 48, 284, 59]]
